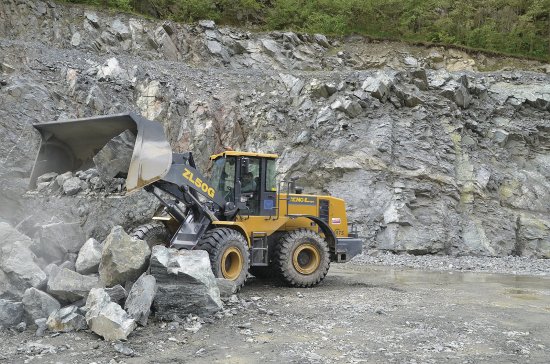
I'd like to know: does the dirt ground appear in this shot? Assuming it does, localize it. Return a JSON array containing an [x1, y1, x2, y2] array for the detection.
[[1, 263, 549, 364]]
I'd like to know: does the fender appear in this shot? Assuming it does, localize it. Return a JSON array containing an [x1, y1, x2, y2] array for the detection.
[[287, 214, 337, 252], [211, 221, 251, 247]]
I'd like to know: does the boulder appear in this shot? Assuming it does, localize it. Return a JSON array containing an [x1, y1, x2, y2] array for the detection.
[[216, 278, 237, 299], [93, 130, 136, 181], [46, 305, 87, 332], [362, 73, 393, 102], [85, 288, 136, 341], [75, 238, 102, 274], [0, 222, 32, 248], [31, 221, 86, 267], [62, 177, 81, 195], [150, 246, 222, 319], [0, 241, 47, 293], [0, 299, 24, 328], [105, 284, 127, 304], [124, 273, 156, 326], [22, 288, 61, 322], [99, 226, 150, 287], [46, 268, 99, 303]]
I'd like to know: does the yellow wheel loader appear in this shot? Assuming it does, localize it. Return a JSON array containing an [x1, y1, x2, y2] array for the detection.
[[30, 113, 362, 289]]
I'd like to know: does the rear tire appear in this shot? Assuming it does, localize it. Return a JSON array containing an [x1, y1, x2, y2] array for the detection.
[[196, 228, 250, 291], [130, 223, 170, 249], [274, 229, 330, 287]]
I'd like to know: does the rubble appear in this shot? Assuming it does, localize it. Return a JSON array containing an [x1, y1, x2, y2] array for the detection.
[[22, 288, 61, 323], [216, 278, 237, 299], [46, 305, 87, 332], [99, 226, 151, 287], [75, 238, 102, 274], [0, 241, 47, 297], [85, 288, 136, 341], [124, 273, 156, 326], [46, 267, 99, 303], [150, 246, 222, 319]]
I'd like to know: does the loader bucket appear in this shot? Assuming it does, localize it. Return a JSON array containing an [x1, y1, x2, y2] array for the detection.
[[30, 113, 172, 192]]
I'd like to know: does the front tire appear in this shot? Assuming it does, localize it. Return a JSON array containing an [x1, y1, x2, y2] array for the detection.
[[274, 229, 330, 287], [130, 223, 170, 249], [196, 228, 250, 291]]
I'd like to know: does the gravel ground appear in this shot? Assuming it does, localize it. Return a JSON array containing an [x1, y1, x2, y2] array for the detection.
[[353, 251, 550, 276], [1, 260, 549, 364]]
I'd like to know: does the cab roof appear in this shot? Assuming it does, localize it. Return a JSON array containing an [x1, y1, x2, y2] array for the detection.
[[210, 151, 278, 160]]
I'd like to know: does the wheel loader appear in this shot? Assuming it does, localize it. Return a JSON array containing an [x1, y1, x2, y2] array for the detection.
[[30, 113, 362, 288]]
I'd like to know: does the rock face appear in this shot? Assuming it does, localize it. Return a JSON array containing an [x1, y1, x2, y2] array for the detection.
[[85, 288, 136, 341], [99, 226, 151, 287], [46, 267, 99, 303], [150, 246, 222, 319], [46, 305, 87, 332], [22, 288, 61, 322], [75, 238, 102, 274], [124, 273, 156, 326], [1, 0, 550, 258]]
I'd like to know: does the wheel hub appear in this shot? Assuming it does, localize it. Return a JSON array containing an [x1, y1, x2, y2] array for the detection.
[[221, 247, 244, 281], [292, 243, 321, 275]]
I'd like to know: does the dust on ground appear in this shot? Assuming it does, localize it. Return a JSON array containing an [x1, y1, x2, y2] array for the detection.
[[1, 263, 549, 364]]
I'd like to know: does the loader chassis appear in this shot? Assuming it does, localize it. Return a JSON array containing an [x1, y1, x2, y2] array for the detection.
[[30, 113, 362, 289]]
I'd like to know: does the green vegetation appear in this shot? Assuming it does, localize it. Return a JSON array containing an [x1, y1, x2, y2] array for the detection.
[[65, 0, 550, 60]]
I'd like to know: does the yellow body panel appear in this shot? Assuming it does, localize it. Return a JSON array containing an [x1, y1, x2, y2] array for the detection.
[[210, 151, 278, 160], [215, 193, 350, 241]]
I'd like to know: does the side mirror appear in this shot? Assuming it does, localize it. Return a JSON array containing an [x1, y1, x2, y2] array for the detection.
[[241, 157, 249, 175]]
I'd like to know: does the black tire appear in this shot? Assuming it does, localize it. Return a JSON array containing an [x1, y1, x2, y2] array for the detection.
[[130, 223, 170, 249], [196, 228, 250, 291], [274, 229, 330, 287]]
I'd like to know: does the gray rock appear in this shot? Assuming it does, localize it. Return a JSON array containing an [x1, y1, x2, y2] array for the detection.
[[99, 226, 151, 287], [111, 19, 130, 40], [70, 32, 81, 47], [280, 74, 305, 96], [105, 284, 127, 304], [85, 11, 100, 28], [85, 288, 136, 341], [124, 273, 156, 326], [0, 222, 32, 248], [59, 260, 75, 271], [35, 318, 47, 336], [46, 268, 99, 303], [199, 20, 216, 29], [31, 221, 86, 267], [331, 98, 362, 117], [313, 34, 330, 48], [150, 246, 222, 319], [55, 171, 73, 189], [75, 238, 102, 274], [62, 177, 81, 195], [206, 40, 230, 62], [517, 214, 550, 258], [216, 278, 237, 299], [36, 172, 58, 184], [0, 299, 24, 327], [0, 241, 46, 294], [93, 130, 136, 181], [22, 288, 60, 322], [362, 73, 393, 102], [46, 305, 87, 332]]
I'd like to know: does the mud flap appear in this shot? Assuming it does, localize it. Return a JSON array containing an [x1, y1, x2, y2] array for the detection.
[[334, 238, 363, 263]]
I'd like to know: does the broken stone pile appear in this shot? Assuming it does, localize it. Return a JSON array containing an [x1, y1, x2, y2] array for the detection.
[[0, 222, 229, 341], [33, 129, 136, 197]]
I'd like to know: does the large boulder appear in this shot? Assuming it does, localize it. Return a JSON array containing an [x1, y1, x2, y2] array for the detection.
[[0, 222, 32, 248], [46, 305, 87, 332], [46, 267, 99, 303], [150, 246, 222, 319], [75, 238, 102, 274], [99, 226, 150, 287], [124, 273, 156, 326], [0, 299, 25, 328], [22, 288, 60, 323], [31, 221, 86, 267], [85, 288, 136, 341], [93, 130, 136, 181], [0, 241, 47, 296]]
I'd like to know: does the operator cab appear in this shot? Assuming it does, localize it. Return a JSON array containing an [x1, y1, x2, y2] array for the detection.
[[210, 151, 278, 217]]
